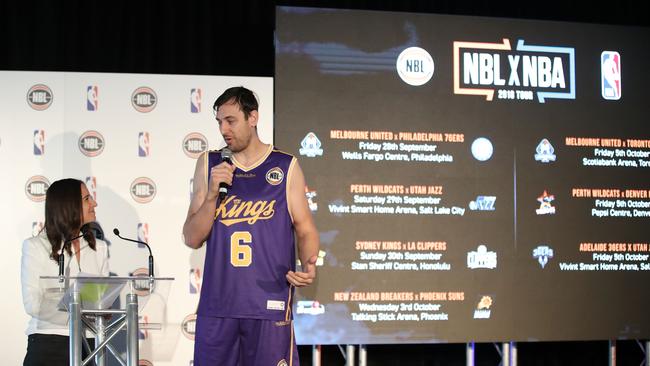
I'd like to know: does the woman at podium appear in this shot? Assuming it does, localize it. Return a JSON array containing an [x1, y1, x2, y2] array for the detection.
[[20, 178, 110, 366]]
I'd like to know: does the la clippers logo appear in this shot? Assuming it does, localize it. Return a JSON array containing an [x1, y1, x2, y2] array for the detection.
[[79, 130, 105, 157], [27, 84, 53, 110], [33, 129, 45, 155], [138, 132, 151, 157], [137, 223, 149, 249], [131, 87, 157, 113], [130, 177, 156, 203], [190, 88, 202, 113], [182, 132, 208, 158], [601, 51, 621, 100], [181, 314, 197, 340], [454, 38, 575, 103], [25, 175, 50, 202], [86, 85, 99, 111], [85, 176, 97, 201]]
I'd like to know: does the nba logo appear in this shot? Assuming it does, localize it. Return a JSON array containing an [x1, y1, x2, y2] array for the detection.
[[138, 132, 150, 157], [137, 223, 149, 249], [190, 88, 201, 113], [138, 315, 149, 339], [189, 268, 202, 294], [601, 51, 621, 100], [33, 129, 45, 155], [32, 222, 44, 237], [85, 176, 97, 201], [86, 85, 98, 111], [189, 178, 194, 200]]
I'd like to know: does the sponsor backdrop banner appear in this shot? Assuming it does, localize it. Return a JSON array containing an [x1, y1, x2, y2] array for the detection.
[[0, 71, 272, 365], [275, 7, 650, 344]]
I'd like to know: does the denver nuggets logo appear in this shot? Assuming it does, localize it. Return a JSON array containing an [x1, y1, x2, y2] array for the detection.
[[266, 167, 284, 185]]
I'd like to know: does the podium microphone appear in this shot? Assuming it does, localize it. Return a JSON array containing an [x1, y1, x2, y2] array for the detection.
[[113, 228, 154, 277], [59, 224, 90, 282], [218, 147, 233, 200]]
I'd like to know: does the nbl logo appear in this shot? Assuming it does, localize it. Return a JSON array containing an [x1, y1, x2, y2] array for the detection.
[[138, 132, 151, 157], [27, 84, 53, 111], [601, 51, 621, 100], [190, 88, 202, 113], [181, 314, 197, 340], [79, 130, 105, 157], [25, 175, 50, 202], [182, 133, 208, 158], [33, 129, 45, 155], [86, 85, 99, 111], [137, 223, 149, 249], [130, 177, 156, 203], [85, 176, 97, 201], [266, 167, 285, 185], [396, 47, 435, 86], [131, 87, 157, 113], [130, 268, 154, 296]]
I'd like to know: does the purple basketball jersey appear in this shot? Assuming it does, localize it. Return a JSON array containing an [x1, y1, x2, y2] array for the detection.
[[198, 146, 297, 321]]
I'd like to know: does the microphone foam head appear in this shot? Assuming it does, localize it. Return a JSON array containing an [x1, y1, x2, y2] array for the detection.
[[221, 147, 232, 161], [113, 228, 120, 235]]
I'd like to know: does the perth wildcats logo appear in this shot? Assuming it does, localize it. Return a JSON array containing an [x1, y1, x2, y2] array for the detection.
[[396, 47, 434, 86], [25, 175, 50, 202], [190, 88, 202, 113], [138, 132, 151, 157], [182, 132, 208, 158], [27, 84, 53, 110], [601, 51, 621, 100], [33, 129, 45, 155], [266, 167, 284, 185], [130, 177, 156, 203], [181, 313, 197, 340], [536, 190, 556, 215], [86, 85, 99, 111], [79, 130, 105, 157], [453, 38, 575, 103], [131, 87, 157, 113]]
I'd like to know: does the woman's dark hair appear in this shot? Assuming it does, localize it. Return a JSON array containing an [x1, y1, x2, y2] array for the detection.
[[213, 86, 259, 120], [44, 178, 96, 262]]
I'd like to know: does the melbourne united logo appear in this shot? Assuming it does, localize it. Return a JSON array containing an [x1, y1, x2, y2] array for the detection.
[[396, 47, 434, 86], [130, 177, 156, 204], [131, 87, 157, 113], [182, 133, 208, 158], [299, 132, 323, 157], [27, 84, 53, 110], [181, 313, 197, 340], [534, 138, 556, 163], [25, 175, 51, 202], [79, 130, 105, 157], [453, 38, 575, 103], [266, 167, 284, 186]]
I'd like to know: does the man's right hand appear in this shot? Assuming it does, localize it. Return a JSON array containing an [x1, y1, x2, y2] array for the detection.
[[208, 161, 235, 201]]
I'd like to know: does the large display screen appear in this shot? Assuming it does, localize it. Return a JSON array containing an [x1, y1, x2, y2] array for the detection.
[[275, 6, 650, 344]]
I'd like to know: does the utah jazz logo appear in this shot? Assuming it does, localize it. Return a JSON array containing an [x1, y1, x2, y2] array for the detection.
[[216, 196, 276, 226]]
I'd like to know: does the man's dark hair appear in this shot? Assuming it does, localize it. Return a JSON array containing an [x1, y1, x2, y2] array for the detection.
[[213, 86, 259, 120]]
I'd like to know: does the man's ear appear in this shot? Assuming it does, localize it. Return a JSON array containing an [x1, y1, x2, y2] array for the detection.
[[248, 110, 259, 127]]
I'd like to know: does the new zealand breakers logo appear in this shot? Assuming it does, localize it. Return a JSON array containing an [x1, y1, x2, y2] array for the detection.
[[454, 38, 575, 103], [130, 177, 156, 203], [87, 85, 98, 111], [469, 196, 496, 211], [27, 84, 53, 110], [132, 87, 157, 113], [79, 131, 105, 157], [396, 47, 434, 86], [601, 51, 621, 100], [533, 245, 554, 268]]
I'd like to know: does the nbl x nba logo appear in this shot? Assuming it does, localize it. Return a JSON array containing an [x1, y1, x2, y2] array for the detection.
[[190, 88, 202, 113], [87, 85, 98, 111]]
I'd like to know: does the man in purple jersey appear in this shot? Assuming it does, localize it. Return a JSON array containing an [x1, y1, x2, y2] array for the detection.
[[183, 86, 320, 366]]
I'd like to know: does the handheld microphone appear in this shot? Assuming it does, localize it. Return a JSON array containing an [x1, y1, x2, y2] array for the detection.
[[59, 224, 90, 282], [113, 228, 154, 277], [218, 147, 233, 200]]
